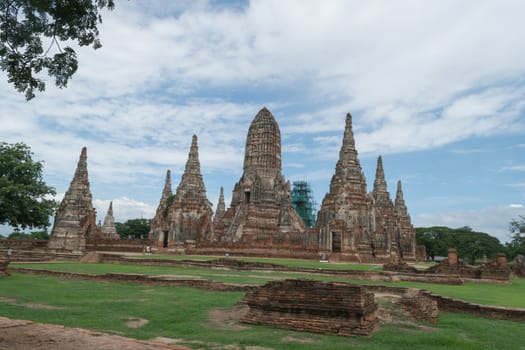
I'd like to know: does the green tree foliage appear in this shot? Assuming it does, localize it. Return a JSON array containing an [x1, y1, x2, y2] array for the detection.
[[0, 142, 57, 230], [7, 229, 49, 240], [115, 218, 152, 240], [0, 0, 114, 100], [505, 215, 525, 260], [416, 226, 504, 263]]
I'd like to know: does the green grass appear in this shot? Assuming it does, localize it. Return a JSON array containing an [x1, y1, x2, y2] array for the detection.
[[0, 273, 524, 349], [11, 262, 525, 308], [128, 254, 382, 270]]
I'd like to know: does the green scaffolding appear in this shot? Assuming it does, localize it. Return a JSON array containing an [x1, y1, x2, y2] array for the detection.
[[291, 181, 317, 228]]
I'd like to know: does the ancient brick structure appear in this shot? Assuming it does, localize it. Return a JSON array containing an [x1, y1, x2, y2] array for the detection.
[[49, 147, 100, 252], [371, 156, 395, 261], [426, 248, 511, 281], [394, 181, 417, 260], [212, 187, 226, 228], [100, 201, 119, 240], [213, 107, 309, 247], [149, 170, 173, 247], [399, 288, 439, 324], [242, 279, 379, 336], [149, 136, 213, 247], [316, 114, 416, 262], [0, 259, 9, 276]]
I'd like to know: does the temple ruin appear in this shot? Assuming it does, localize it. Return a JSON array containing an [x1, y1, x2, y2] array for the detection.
[[212, 107, 309, 247], [315, 113, 416, 262], [100, 201, 119, 240], [242, 279, 379, 336], [49, 147, 100, 252], [149, 136, 213, 247], [52, 109, 417, 260]]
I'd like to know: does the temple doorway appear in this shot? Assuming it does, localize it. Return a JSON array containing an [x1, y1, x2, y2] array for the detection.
[[162, 231, 169, 248], [332, 232, 341, 252]]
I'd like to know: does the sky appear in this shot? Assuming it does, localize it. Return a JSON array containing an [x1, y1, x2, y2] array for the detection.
[[1, 0, 524, 243]]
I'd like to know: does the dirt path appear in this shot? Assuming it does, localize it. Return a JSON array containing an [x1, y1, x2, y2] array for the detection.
[[0, 317, 188, 350]]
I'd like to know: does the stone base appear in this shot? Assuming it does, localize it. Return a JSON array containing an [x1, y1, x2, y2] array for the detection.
[[242, 279, 379, 337]]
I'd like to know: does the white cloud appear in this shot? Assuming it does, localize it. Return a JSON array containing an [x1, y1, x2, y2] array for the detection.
[[93, 197, 156, 223], [415, 204, 525, 243]]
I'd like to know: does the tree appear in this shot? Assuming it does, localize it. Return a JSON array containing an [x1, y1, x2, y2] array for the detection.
[[416, 226, 504, 263], [0, 0, 114, 100], [115, 218, 152, 240], [7, 229, 49, 240], [0, 142, 57, 229], [505, 215, 525, 260]]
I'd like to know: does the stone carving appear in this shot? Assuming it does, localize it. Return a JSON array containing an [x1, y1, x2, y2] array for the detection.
[[100, 201, 119, 240], [149, 136, 213, 247], [242, 279, 379, 336], [213, 107, 307, 246], [316, 114, 416, 262], [49, 147, 100, 252]]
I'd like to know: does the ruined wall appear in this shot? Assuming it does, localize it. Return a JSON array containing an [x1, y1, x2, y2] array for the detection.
[[400, 288, 439, 324], [242, 279, 379, 336]]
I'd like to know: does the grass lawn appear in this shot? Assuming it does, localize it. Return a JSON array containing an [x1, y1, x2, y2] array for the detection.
[[11, 262, 525, 308], [1, 273, 524, 350], [128, 254, 383, 270]]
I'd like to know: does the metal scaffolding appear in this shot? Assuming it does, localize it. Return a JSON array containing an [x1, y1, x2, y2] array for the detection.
[[291, 181, 317, 228]]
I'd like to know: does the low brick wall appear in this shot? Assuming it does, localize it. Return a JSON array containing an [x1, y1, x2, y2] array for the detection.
[[242, 279, 379, 337], [400, 288, 439, 324], [0, 259, 9, 276], [365, 284, 525, 322], [98, 255, 464, 285]]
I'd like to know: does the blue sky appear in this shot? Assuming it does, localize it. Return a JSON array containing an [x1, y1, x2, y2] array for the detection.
[[1, 0, 524, 242]]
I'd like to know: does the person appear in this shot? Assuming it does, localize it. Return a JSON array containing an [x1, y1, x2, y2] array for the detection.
[[7, 247, 12, 260]]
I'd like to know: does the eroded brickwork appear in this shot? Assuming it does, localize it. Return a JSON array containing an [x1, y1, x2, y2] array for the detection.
[[149, 136, 213, 247], [316, 114, 416, 262], [213, 108, 308, 247], [100, 201, 119, 240], [242, 279, 379, 336], [49, 147, 100, 251]]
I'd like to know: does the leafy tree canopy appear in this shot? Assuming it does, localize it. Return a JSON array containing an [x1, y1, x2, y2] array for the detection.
[[7, 229, 49, 240], [0, 0, 114, 100], [115, 218, 151, 240], [0, 142, 57, 230], [505, 215, 525, 261], [416, 226, 504, 263]]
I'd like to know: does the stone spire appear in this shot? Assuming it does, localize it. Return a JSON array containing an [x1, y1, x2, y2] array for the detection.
[[148, 169, 173, 244], [49, 147, 99, 251], [243, 107, 282, 172], [213, 187, 226, 226], [101, 201, 119, 240], [175, 135, 206, 200], [161, 169, 173, 204], [214, 107, 306, 243], [395, 180, 407, 214], [394, 180, 416, 260], [373, 155, 389, 202], [330, 113, 367, 197]]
